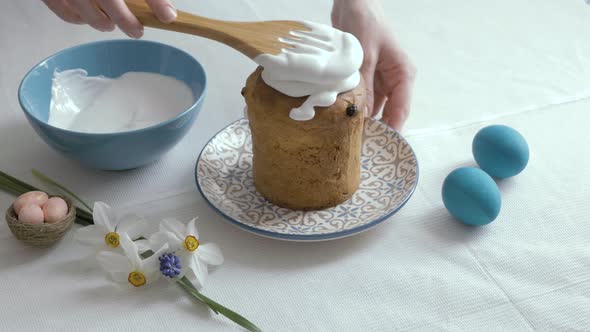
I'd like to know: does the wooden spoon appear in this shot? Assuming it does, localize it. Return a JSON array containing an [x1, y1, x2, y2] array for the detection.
[[125, 0, 309, 59]]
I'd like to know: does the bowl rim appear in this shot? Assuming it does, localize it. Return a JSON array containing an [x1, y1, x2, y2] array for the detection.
[[17, 39, 207, 137]]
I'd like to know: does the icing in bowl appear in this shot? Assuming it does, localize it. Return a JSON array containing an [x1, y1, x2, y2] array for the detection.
[[18, 39, 207, 171]]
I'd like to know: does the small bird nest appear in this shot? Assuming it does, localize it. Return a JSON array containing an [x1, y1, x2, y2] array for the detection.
[[5, 196, 76, 248]]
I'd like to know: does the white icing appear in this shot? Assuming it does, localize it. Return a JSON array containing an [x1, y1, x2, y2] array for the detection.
[[48, 69, 194, 133], [254, 21, 363, 121]]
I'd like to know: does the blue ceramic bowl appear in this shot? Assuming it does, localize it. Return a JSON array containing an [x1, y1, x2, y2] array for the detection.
[[18, 39, 206, 171]]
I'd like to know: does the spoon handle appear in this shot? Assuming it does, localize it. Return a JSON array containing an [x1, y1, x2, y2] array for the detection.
[[125, 0, 239, 47], [125, 0, 301, 59]]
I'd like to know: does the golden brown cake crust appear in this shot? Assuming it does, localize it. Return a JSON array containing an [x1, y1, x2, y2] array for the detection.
[[243, 67, 366, 210]]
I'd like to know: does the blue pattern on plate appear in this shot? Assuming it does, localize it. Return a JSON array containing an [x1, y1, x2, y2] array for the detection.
[[195, 118, 419, 241]]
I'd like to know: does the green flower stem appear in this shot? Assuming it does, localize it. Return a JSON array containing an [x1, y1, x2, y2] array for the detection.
[[176, 277, 262, 332], [139, 251, 261, 332], [76, 206, 93, 218], [75, 209, 93, 221], [76, 210, 93, 222], [75, 214, 93, 226], [0, 170, 94, 226], [176, 278, 219, 314], [32, 169, 93, 213]]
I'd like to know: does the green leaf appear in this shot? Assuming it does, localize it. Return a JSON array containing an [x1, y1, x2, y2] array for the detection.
[[176, 277, 262, 332], [0, 170, 37, 192], [32, 169, 93, 213], [0, 178, 28, 196], [0, 181, 24, 197]]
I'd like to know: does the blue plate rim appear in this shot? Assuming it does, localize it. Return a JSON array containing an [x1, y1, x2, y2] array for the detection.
[[17, 39, 208, 137], [195, 118, 420, 242]]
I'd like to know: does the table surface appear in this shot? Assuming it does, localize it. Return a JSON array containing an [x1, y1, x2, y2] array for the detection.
[[2, 1, 590, 331]]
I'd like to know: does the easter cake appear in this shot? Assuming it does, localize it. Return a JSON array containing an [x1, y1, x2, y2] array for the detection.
[[242, 67, 366, 210], [242, 21, 366, 210]]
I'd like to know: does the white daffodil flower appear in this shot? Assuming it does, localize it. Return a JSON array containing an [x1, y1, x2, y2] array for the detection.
[[75, 202, 148, 252], [96, 233, 168, 288], [148, 218, 223, 288]]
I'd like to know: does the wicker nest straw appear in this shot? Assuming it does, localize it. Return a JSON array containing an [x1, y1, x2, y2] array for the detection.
[[5, 196, 76, 248]]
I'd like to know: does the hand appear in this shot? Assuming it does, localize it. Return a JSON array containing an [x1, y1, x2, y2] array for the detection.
[[42, 0, 177, 38], [332, 0, 415, 131]]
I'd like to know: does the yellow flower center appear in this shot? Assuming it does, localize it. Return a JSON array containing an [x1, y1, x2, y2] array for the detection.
[[128, 271, 146, 287], [105, 232, 120, 248], [184, 235, 200, 252]]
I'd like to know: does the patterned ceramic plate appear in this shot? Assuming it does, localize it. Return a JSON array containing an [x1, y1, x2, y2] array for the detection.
[[195, 118, 418, 241]]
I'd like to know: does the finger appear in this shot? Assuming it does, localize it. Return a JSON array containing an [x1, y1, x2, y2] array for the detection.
[[360, 57, 377, 118], [145, 0, 177, 23], [71, 0, 115, 31], [380, 69, 415, 131], [381, 99, 409, 131], [373, 91, 386, 118], [376, 41, 416, 131], [43, 0, 84, 24], [96, 0, 143, 38]]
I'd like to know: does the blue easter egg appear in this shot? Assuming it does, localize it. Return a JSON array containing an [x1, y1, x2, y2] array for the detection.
[[442, 167, 501, 226], [472, 125, 529, 179]]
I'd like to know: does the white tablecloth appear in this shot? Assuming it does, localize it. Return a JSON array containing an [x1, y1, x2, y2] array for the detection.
[[1, 1, 590, 331]]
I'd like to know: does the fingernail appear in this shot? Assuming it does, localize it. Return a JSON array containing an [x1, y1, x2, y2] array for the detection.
[[160, 6, 177, 23], [127, 28, 143, 39]]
